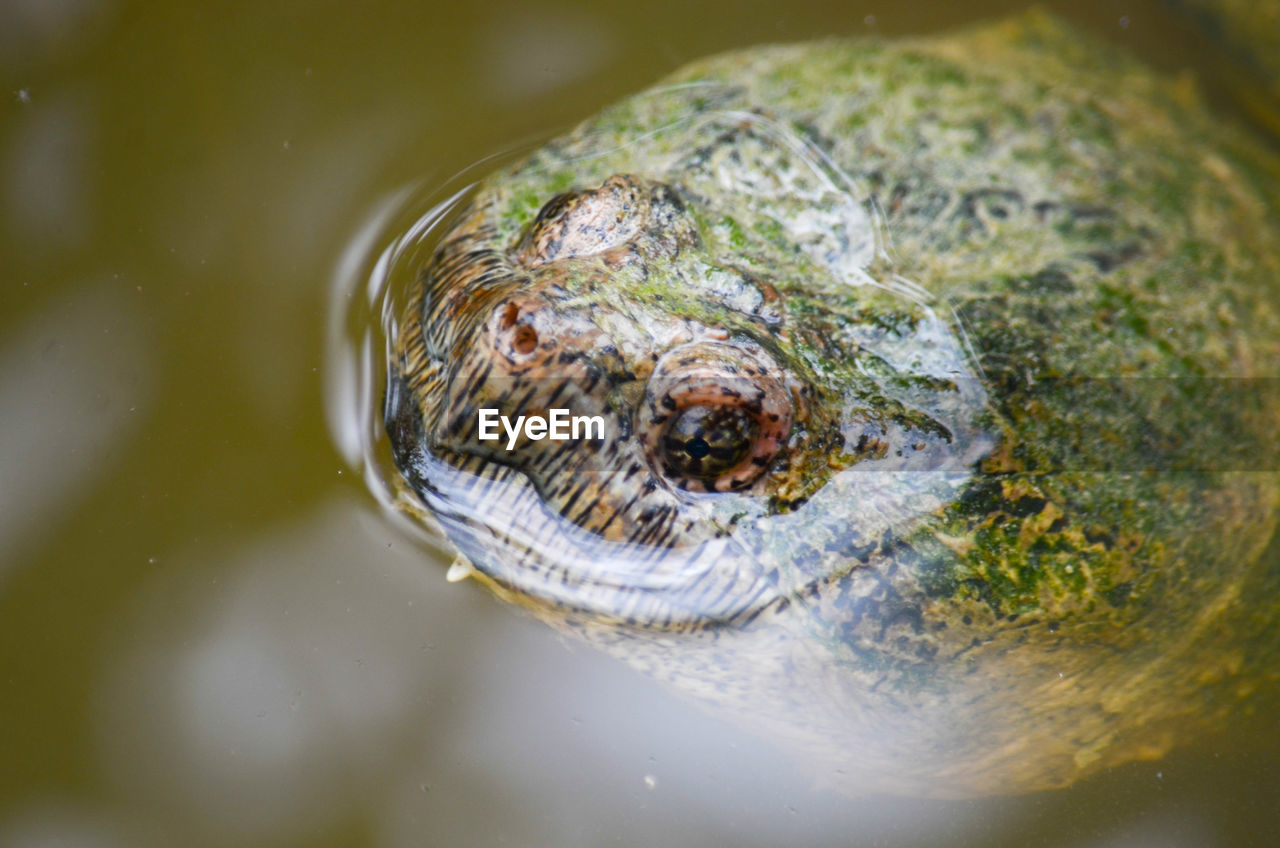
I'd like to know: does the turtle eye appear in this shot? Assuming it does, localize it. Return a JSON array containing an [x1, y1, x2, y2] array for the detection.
[[660, 404, 760, 481], [639, 342, 793, 493]]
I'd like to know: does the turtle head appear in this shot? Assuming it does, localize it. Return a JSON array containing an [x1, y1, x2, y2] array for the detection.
[[387, 136, 992, 628]]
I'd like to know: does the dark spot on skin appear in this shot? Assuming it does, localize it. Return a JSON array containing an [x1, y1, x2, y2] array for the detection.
[[1105, 582, 1134, 607], [652, 184, 685, 214], [1084, 246, 1138, 272], [829, 536, 876, 562], [1085, 528, 1115, 547], [959, 188, 1025, 232], [1009, 496, 1047, 518], [1032, 200, 1057, 221], [1030, 268, 1074, 293]]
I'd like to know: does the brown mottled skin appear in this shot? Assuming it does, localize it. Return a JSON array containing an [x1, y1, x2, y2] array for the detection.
[[385, 13, 1280, 797]]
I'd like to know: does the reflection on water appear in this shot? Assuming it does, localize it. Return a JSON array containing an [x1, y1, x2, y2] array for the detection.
[[3, 91, 91, 251], [0, 284, 151, 577], [326, 176, 482, 533], [88, 499, 984, 846], [2, 0, 1279, 845], [478, 6, 614, 101], [0, 0, 108, 75], [96, 501, 473, 844], [0, 802, 134, 848]]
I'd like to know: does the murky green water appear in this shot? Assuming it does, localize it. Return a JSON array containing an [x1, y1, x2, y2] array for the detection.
[[2, 1, 1277, 846]]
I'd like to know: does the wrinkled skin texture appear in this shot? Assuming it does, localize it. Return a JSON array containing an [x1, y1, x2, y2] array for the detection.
[[386, 13, 1280, 797]]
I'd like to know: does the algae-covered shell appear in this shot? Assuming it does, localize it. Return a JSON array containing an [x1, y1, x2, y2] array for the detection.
[[385, 12, 1280, 797]]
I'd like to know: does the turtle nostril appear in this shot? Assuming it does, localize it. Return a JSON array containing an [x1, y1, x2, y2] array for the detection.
[[513, 324, 539, 354], [499, 302, 520, 330], [496, 301, 540, 355], [490, 298, 551, 363]]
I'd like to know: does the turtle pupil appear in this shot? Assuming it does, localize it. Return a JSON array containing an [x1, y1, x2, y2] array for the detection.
[[661, 404, 758, 483]]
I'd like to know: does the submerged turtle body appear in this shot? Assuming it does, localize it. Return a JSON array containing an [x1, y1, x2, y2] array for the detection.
[[385, 13, 1280, 797]]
